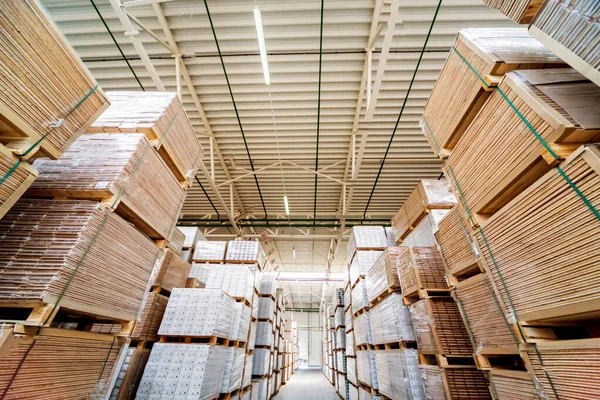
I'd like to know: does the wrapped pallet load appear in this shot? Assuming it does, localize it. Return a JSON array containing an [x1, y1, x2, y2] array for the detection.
[[89, 91, 203, 186]]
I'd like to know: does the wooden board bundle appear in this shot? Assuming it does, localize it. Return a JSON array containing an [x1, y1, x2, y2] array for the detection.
[[391, 179, 456, 241], [0, 144, 38, 219], [89, 91, 203, 185], [410, 298, 473, 356], [29, 133, 185, 240], [435, 205, 480, 281], [397, 246, 449, 299], [0, 199, 158, 322], [150, 249, 192, 293], [488, 369, 539, 400], [530, 0, 600, 86], [443, 69, 600, 225], [474, 145, 600, 323], [130, 292, 168, 341], [521, 338, 600, 399], [365, 247, 401, 304], [422, 27, 563, 159], [0, 0, 109, 159], [110, 347, 151, 400], [167, 227, 185, 255], [0, 326, 127, 399], [443, 368, 491, 399], [453, 274, 519, 354], [481, 0, 543, 23]]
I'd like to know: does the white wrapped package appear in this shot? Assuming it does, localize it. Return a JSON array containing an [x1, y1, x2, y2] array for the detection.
[[248, 321, 257, 350], [206, 264, 254, 303], [385, 226, 396, 247], [401, 209, 449, 247], [259, 275, 277, 297], [349, 382, 359, 400], [350, 250, 384, 287], [351, 279, 369, 315], [353, 311, 373, 346], [189, 263, 212, 286], [359, 387, 381, 400], [336, 351, 346, 373], [241, 390, 251, 400], [252, 348, 272, 376], [226, 240, 259, 262], [229, 302, 252, 341], [255, 321, 274, 347], [242, 356, 253, 388], [335, 307, 345, 328], [136, 343, 228, 399], [346, 332, 356, 356], [221, 347, 245, 393], [344, 286, 351, 309], [375, 349, 425, 400], [193, 241, 227, 262], [369, 293, 415, 344], [347, 356, 357, 385], [338, 373, 347, 399], [257, 297, 276, 320], [158, 288, 233, 338], [347, 226, 388, 260], [356, 350, 379, 389], [177, 226, 202, 249], [336, 329, 346, 350], [345, 308, 353, 330], [336, 287, 345, 307], [366, 248, 402, 303], [251, 378, 268, 400]]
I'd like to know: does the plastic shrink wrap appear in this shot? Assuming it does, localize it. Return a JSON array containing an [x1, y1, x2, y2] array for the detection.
[[347, 226, 388, 260], [221, 347, 245, 393], [375, 349, 425, 400], [369, 293, 415, 344], [193, 241, 227, 262], [356, 350, 378, 389], [353, 311, 373, 346], [229, 302, 252, 342], [206, 264, 254, 303], [226, 240, 259, 263], [365, 248, 402, 303], [350, 250, 384, 287]]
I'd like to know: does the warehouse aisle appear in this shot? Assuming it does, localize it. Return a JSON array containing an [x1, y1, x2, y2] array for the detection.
[[273, 367, 338, 399]]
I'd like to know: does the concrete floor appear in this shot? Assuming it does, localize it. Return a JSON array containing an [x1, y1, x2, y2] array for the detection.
[[273, 367, 339, 400]]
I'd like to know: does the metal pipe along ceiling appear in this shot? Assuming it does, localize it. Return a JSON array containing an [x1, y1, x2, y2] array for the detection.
[[203, 0, 268, 218], [313, 0, 325, 229], [362, 0, 444, 218]]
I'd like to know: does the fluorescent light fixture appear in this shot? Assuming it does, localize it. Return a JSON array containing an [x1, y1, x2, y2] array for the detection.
[[293, 246, 296, 259], [254, 5, 270, 85], [283, 195, 290, 215]]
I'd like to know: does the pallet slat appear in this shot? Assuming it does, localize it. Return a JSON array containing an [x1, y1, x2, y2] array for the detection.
[[481, 0, 544, 24]]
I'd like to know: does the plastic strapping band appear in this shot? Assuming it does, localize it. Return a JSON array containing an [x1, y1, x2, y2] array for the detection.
[[488, 373, 500, 400], [453, 287, 477, 352], [0, 84, 99, 185], [557, 164, 600, 221], [96, 336, 117, 388], [421, 116, 446, 160], [38, 210, 110, 333], [533, 343, 560, 399], [451, 46, 490, 89], [480, 274, 519, 346]]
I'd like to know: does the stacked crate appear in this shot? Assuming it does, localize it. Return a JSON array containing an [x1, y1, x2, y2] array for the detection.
[[422, 26, 600, 400], [252, 274, 277, 399], [282, 313, 298, 384], [345, 226, 388, 398], [333, 288, 348, 399]]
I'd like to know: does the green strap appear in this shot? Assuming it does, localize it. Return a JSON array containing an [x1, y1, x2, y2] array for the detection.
[[488, 373, 500, 400], [557, 164, 600, 221], [480, 274, 519, 346], [533, 343, 560, 399], [0, 84, 99, 185], [451, 46, 490, 89], [96, 336, 117, 389], [421, 116, 446, 160], [453, 287, 477, 352]]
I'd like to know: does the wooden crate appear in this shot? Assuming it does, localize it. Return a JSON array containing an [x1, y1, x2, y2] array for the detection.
[[0, 144, 38, 220], [444, 69, 600, 227], [410, 298, 473, 357], [421, 27, 564, 159], [0, 1, 109, 159], [521, 338, 600, 400], [481, 0, 544, 24], [28, 133, 186, 240], [89, 91, 203, 186], [391, 179, 456, 242], [0, 325, 129, 399], [397, 246, 450, 303], [529, 0, 600, 87], [474, 145, 600, 323]]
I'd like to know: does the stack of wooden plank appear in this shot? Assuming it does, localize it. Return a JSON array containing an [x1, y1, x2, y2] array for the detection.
[[390, 179, 456, 242], [29, 133, 186, 239], [521, 339, 600, 399], [488, 369, 540, 399], [0, 326, 128, 399], [481, 0, 544, 24], [89, 91, 203, 186], [475, 145, 600, 323], [365, 247, 402, 305], [443, 368, 491, 399], [166, 227, 185, 256], [421, 27, 563, 159], [0, 0, 109, 220], [529, 0, 600, 87], [443, 69, 600, 225], [149, 249, 192, 294], [0, 199, 158, 322], [109, 347, 151, 400], [435, 204, 482, 281], [397, 246, 449, 303]]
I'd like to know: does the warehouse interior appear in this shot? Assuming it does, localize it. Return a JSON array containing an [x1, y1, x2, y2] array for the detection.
[[0, 0, 598, 399]]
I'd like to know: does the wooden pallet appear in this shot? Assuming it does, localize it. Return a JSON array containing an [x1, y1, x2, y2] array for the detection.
[[475, 351, 524, 370], [418, 353, 477, 368], [371, 341, 418, 351], [403, 288, 452, 306], [368, 287, 401, 309], [158, 335, 229, 346]]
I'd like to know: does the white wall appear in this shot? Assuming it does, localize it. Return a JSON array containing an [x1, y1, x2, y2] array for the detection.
[[291, 311, 322, 367]]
